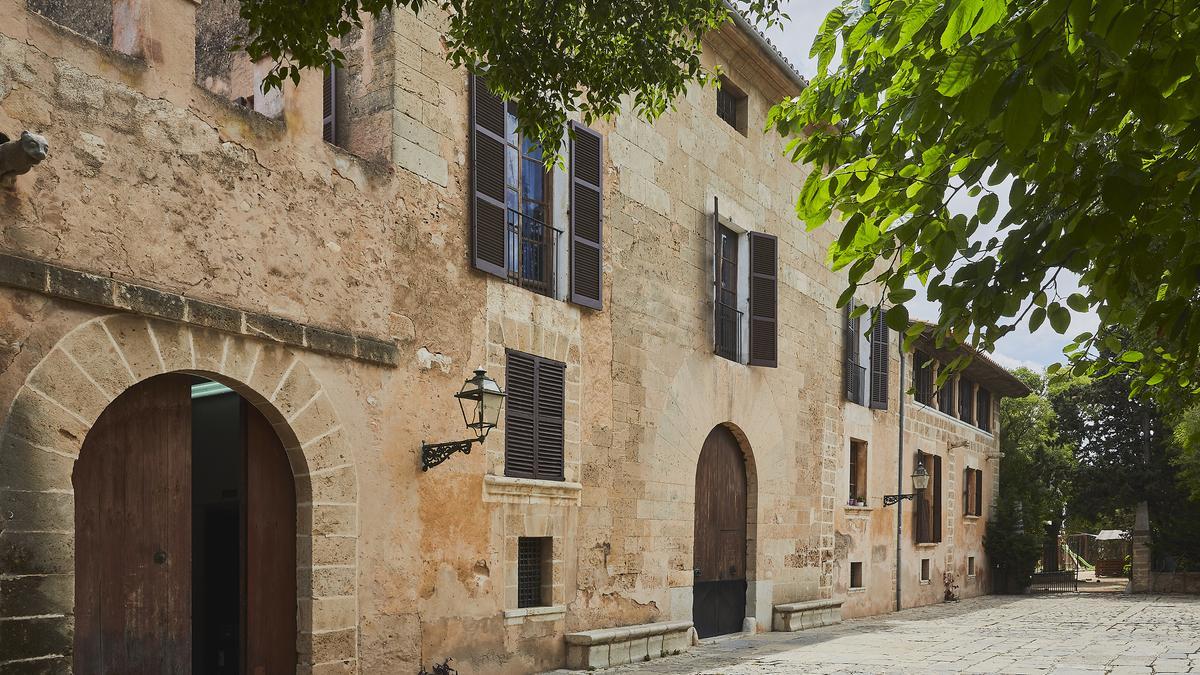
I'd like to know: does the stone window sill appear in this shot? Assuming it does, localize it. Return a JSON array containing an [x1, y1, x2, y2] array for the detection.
[[964, 515, 982, 521], [920, 580, 931, 586], [483, 474, 582, 505], [503, 605, 566, 624], [844, 504, 873, 512], [848, 587, 866, 594], [915, 542, 939, 549]]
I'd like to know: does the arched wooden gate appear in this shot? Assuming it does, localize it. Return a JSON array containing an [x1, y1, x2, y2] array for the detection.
[[692, 425, 748, 638]]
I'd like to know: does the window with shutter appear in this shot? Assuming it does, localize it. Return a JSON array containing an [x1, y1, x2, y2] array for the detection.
[[914, 351, 933, 405], [976, 388, 992, 432], [470, 76, 508, 278], [503, 349, 566, 481], [937, 374, 956, 416], [914, 451, 931, 543], [570, 122, 603, 309], [868, 310, 889, 409], [714, 223, 740, 362], [748, 232, 777, 367], [964, 468, 978, 516], [958, 377, 975, 423], [975, 468, 984, 517], [932, 454, 943, 542], [844, 302, 864, 404], [322, 63, 338, 145]]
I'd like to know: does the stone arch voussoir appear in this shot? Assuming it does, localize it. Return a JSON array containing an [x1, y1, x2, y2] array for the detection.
[[0, 314, 359, 673]]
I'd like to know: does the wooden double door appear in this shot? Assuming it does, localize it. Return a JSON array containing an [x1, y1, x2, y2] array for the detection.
[[692, 425, 748, 638], [73, 375, 296, 674]]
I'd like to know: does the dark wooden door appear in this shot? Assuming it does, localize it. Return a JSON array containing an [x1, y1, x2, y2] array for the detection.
[[693, 425, 747, 638], [74, 374, 193, 674], [243, 401, 297, 675]]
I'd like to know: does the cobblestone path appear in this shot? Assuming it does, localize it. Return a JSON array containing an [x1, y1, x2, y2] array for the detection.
[[577, 593, 1200, 674]]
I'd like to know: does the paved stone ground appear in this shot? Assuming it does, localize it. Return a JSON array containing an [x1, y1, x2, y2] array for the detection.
[[583, 592, 1200, 674]]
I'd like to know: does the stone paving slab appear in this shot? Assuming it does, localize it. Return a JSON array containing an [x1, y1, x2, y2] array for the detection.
[[553, 593, 1200, 674]]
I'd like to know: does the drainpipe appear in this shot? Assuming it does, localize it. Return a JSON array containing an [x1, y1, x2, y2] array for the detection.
[[896, 347, 905, 613]]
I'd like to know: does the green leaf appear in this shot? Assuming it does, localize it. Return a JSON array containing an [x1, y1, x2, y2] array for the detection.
[[1106, 5, 1147, 55], [1003, 85, 1043, 153], [1029, 306, 1047, 331], [978, 193, 999, 224], [1121, 351, 1145, 363], [885, 304, 910, 332], [941, 0, 986, 49], [1146, 372, 1165, 386], [938, 49, 980, 97], [888, 288, 918, 303], [971, 0, 1009, 37], [1066, 293, 1089, 312], [1048, 304, 1070, 334]]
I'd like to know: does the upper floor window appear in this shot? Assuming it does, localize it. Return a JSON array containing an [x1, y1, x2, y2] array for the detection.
[[848, 440, 868, 506], [914, 351, 934, 405], [844, 302, 889, 409], [937, 375, 956, 416], [470, 77, 603, 309], [964, 467, 984, 516], [504, 350, 565, 481], [958, 377, 975, 424], [711, 200, 777, 367], [976, 388, 993, 432], [716, 76, 748, 135]]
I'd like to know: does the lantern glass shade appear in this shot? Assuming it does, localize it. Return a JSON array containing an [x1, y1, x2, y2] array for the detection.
[[911, 462, 931, 491], [456, 368, 506, 440]]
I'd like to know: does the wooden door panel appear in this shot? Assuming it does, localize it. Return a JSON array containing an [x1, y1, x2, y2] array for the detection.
[[693, 426, 747, 638], [243, 401, 297, 675], [74, 374, 192, 674]]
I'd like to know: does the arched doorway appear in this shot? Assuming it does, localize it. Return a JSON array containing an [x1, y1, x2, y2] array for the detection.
[[692, 425, 748, 638], [72, 373, 296, 673]]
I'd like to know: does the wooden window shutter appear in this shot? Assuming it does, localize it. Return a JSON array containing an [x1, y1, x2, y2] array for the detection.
[[322, 64, 337, 145], [933, 454, 943, 542], [914, 451, 928, 544], [569, 122, 603, 309], [748, 232, 778, 367], [975, 469, 984, 517], [504, 350, 565, 480], [869, 310, 889, 409], [844, 301, 860, 401], [963, 468, 971, 515], [471, 75, 508, 278], [504, 350, 537, 478]]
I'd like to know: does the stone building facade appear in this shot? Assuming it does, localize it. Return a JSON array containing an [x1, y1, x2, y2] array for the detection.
[[0, 0, 1027, 672]]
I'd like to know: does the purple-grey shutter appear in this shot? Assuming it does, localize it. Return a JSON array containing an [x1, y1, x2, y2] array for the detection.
[[570, 122, 603, 309], [869, 309, 889, 409], [914, 451, 928, 543], [975, 469, 984, 517], [471, 75, 508, 278], [933, 454, 943, 542], [535, 358, 566, 480], [748, 232, 777, 367], [504, 350, 536, 478], [963, 468, 972, 516], [845, 301, 860, 401], [322, 64, 337, 144]]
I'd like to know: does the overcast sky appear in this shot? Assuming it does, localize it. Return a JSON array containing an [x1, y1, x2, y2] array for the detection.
[[760, 1, 1097, 370]]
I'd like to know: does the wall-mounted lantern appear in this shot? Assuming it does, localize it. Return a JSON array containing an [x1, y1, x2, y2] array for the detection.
[[882, 462, 930, 506], [421, 368, 506, 471]]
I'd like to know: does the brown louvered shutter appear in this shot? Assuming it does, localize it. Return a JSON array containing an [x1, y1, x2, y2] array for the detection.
[[914, 451, 929, 543], [570, 122, 603, 309], [504, 350, 537, 478], [869, 309, 889, 409], [471, 75, 508, 278], [975, 468, 984, 517], [748, 232, 777, 367], [535, 358, 566, 479], [322, 64, 337, 144], [933, 454, 943, 542]]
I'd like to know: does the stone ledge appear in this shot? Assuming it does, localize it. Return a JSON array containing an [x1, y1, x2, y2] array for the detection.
[[565, 620, 693, 670], [772, 599, 843, 632], [482, 474, 583, 505], [0, 252, 398, 367], [502, 604, 567, 624]]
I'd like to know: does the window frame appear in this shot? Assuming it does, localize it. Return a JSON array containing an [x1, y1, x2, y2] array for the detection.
[[516, 536, 553, 608], [714, 223, 740, 362], [849, 561, 864, 589], [715, 76, 748, 135], [848, 440, 868, 505], [503, 350, 566, 482], [914, 351, 934, 406]]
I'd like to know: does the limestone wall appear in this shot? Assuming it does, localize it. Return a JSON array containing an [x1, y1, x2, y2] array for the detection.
[[0, 1, 1005, 672]]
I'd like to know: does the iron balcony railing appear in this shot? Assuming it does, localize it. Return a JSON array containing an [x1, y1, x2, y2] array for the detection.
[[845, 360, 866, 405], [715, 300, 742, 361], [506, 209, 562, 299]]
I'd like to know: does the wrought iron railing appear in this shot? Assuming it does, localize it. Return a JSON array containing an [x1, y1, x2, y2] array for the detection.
[[506, 209, 561, 298], [1030, 569, 1079, 593], [845, 360, 866, 405], [715, 300, 742, 361]]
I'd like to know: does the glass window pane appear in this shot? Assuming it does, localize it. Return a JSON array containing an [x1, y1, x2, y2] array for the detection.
[[506, 147, 519, 190], [506, 102, 519, 145], [521, 158, 545, 202]]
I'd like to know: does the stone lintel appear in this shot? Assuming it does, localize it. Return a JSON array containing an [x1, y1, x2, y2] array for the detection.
[[0, 252, 397, 367]]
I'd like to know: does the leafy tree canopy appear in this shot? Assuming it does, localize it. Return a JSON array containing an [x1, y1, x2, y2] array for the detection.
[[770, 0, 1200, 398], [238, 0, 782, 162]]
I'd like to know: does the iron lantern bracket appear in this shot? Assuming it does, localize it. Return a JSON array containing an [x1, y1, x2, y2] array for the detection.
[[421, 438, 481, 471], [882, 493, 916, 507]]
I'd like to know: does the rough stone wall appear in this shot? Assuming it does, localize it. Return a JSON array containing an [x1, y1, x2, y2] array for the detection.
[[0, 1, 1005, 673], [26, 0, 112, 47]]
